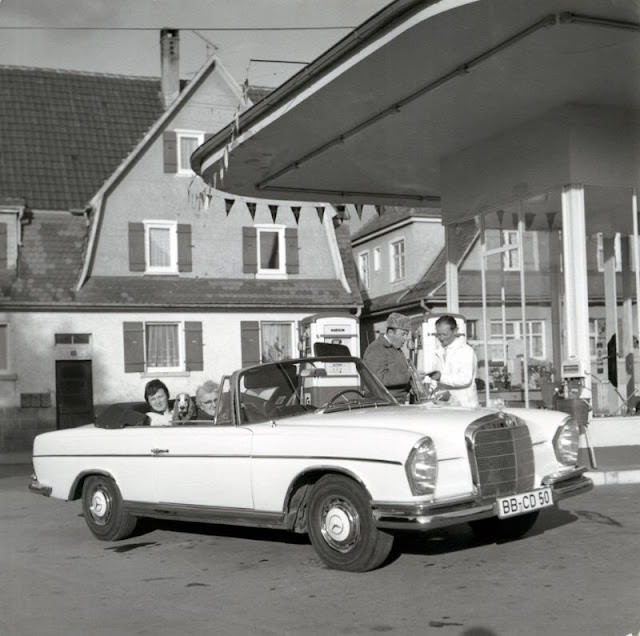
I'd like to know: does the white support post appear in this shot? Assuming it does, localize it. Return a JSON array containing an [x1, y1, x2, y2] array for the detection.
[[517, 209, 529, 408], [445, 224, 460, 313], [561, 185, 592, 399], [478, 215, 491, 406]]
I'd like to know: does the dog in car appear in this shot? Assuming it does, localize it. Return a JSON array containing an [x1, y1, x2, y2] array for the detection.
[[172, 392, 196, 423]]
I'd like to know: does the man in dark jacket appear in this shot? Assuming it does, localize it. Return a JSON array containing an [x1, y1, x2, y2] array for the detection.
[[363, 312, 412, 402]]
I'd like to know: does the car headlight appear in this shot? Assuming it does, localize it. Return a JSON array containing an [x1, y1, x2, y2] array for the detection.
[[553, 417, 580, 465], [405, 436, 437, 495]]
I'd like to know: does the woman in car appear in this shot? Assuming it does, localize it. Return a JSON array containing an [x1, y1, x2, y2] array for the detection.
[[144, 379, 173, 426]]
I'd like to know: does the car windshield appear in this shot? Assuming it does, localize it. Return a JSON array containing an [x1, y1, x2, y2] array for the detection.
[[237, 357, 397, 424]]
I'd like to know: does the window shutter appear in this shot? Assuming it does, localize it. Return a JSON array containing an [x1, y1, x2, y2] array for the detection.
[[242, 227, 257, 273], [0, 223, 7, 270], [285, 228, 299, 274], [123, 322, 145, 373], [241, 321, 260, 367], [128, 223, 145, 272], [177, 224, 192, 272], [163, 131, 177, 173], [184, 321, 203, 371]]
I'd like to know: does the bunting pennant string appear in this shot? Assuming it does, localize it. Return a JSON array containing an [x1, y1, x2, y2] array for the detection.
[[524, 212, 536, 230], [269, 204, 278, 222], [374, 205, 382, 216], [355, 203, 363, 220], [291, 206, 301, 224], [316, 206, 325, 223], [546, 211, 557, 230], [247, 201, 257, 220], [225, 198, 235, 215], [496, 209, 505, 227]]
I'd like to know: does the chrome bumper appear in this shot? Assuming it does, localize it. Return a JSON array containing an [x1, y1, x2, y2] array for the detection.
[[372, 467, 593, 531], [28, 475, 52, 497]]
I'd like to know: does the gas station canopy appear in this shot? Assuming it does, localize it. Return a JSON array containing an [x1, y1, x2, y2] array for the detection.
[[192, 0, 640, 218]]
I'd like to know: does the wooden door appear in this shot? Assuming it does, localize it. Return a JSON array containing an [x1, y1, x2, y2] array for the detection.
[[55, 360, 94, 429]]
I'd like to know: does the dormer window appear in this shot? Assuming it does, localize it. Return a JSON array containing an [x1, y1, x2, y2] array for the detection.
[[163, 130, 205, 175]]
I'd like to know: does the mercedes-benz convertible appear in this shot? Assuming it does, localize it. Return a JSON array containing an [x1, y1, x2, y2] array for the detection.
[[30, 355, 592, 571]]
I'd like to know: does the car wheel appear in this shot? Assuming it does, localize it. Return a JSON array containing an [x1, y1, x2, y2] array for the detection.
[[82, 475, 137, 541], [307, 475, 394, 572], [469, 511, 540, 542]]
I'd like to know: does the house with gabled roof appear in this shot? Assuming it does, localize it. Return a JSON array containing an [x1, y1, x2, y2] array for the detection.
[[0, 30, 361, 450]]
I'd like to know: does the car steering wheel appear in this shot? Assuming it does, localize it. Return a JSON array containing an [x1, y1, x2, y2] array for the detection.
[[324, 389, 367, 409]]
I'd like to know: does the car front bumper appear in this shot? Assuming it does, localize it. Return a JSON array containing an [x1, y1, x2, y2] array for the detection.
[[371, 466, 593, 531]]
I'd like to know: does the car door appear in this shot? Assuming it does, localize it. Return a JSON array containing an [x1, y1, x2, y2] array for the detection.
[[152, 422, 253, 509]]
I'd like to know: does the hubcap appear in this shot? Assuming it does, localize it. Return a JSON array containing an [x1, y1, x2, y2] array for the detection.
[[320, 497, 360, 553], [89, 488, 111, 525]]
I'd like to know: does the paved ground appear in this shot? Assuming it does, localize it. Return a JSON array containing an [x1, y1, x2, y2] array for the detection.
[[1, 463, 639, 636]]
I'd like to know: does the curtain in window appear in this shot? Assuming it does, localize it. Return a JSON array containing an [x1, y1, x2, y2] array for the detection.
[[259, 231, 280, 269], [179, 136, 199, 171], [261, 323, 291, 362], [149, 227, 171, 267], [147, 324, 179, 368]]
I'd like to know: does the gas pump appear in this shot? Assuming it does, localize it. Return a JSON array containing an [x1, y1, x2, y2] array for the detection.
[[555, 356, 597, 468], [298, 313, 360, 357]]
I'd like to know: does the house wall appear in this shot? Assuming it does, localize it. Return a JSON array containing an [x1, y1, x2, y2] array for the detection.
[[91, 75, 337, 279], [357, 219, 444, 298], [0, 309, 316, 450]]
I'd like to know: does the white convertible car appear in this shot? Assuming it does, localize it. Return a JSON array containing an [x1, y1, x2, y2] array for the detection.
[[30, 356, 592, 572]]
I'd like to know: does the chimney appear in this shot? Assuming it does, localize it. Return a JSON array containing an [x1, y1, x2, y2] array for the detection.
[[160, 28, 180, 108]]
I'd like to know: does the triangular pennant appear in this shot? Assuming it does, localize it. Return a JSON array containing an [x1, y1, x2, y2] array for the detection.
[[374, 205, 382, 216], [247, 201, 257, 220], [316, 206, 325, 223], [224, 198, 234, 215], [204, 193, 212, 210], [269, 204, 278, 222], [496, 209, 505, 227], [512, 212, 519, 229], [546, 211, 557, 230], [291, 206, 301, 224], [524, 212, 535, 230], [355, 203, 363, 220]]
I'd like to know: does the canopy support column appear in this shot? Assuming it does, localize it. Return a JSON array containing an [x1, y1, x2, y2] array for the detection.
[[561, 185, 591, 398]]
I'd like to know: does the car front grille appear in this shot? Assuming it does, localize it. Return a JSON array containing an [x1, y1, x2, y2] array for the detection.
[[467, 415, 535, 498]]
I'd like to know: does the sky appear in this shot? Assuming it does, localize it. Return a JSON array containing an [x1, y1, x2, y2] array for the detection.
[[0, 0, 390, 87]]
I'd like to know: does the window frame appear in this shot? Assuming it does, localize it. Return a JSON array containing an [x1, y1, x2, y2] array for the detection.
[[255, 224, 286, 278], [488, 319, 546, 361], [389, 237, 406, 282], [358, 250, 370, 289], [175, 130, 204, 176], [373, 246, 381, 271], [144, 220, 178, 274], [144, 321, 184, 373], [0, 323, 9, 373]]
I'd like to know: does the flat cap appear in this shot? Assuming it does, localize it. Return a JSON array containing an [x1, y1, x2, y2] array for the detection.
[[387, 312, 411, 331]]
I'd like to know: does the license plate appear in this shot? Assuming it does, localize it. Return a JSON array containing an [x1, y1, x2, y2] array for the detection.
[[496, 487, 553, 519]]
